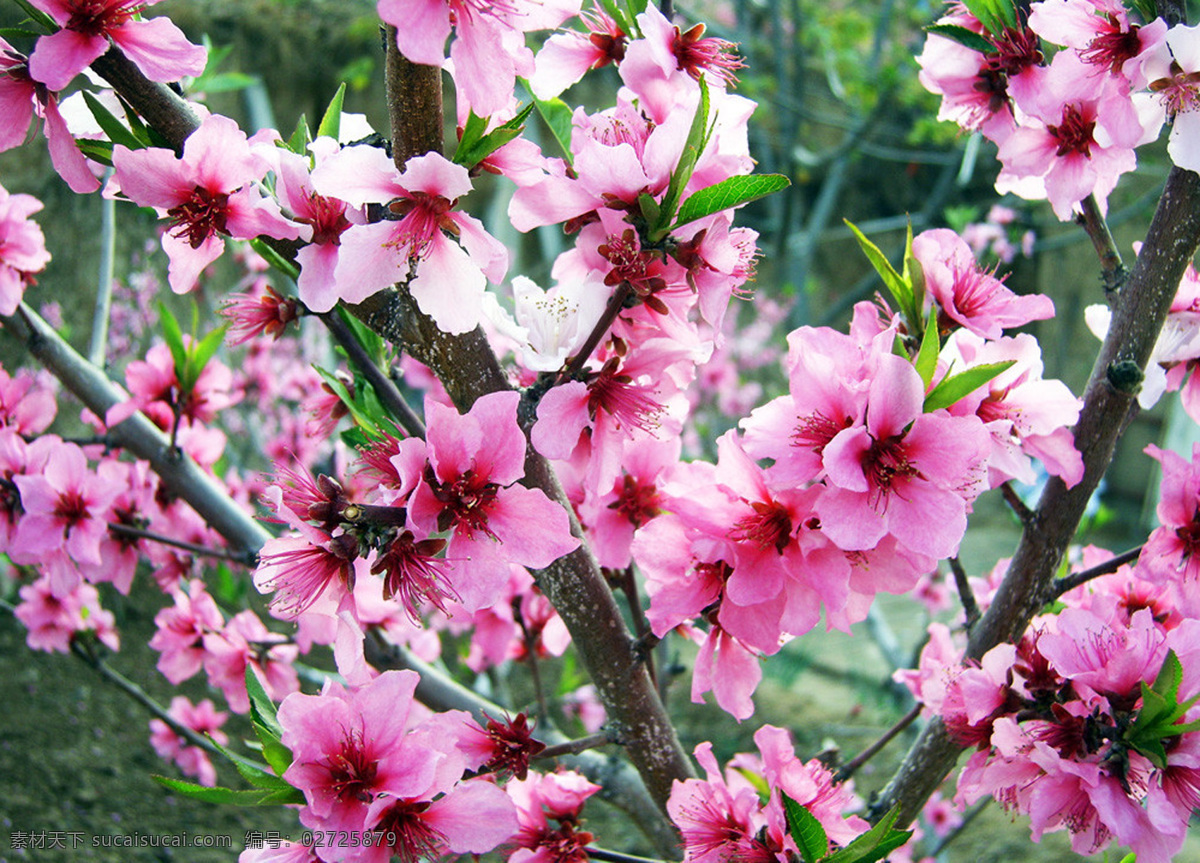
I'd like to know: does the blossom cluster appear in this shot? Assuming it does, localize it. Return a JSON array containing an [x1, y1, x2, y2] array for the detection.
[[918, 0, 1200, 218], [898, 524, 1200, 862]]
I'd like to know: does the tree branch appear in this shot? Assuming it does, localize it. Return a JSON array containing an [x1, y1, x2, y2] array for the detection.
[[1051, 545, 1142, 599], [362, 631, 681, 856], [870, 166, 1200, 826], [3, 304, 272, 558], [1076, 193, 1125, 295]]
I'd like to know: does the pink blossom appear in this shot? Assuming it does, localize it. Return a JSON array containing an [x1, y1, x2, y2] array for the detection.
[[11, 439, 121, 595], [1139, 22, 1200, 173], [409, 391, 580, 610], [912, 228, 1054, 338], [0, 182, 51, 316], [1028, 0, 1166, 87], [0, 367, 56, 435], [996, 50, 1145, 219], [0, 40, 98, 192], [1140, 443, 1200, 612], [311, 147, 506, 334], [27, 0, 206, 91], [149, 696, 228, 787], [507, 770, 600, 863], [203, 609, 300, 713], [14, 574, 118, 653], [379, 0, 580, 117], [530, 4, 626, 100], [112, 114, 301, 293], [149, 579, 225, 683], [273, 139, 356, 312], [817, 353, 990, 560]]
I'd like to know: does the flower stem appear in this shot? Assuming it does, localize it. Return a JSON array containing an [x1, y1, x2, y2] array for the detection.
[[1077, 193, 1125, 295], [535, 732, 615, 761], [107, 522, 256, 566], [1050, 545, 1142, 599], [948, 557, 980, 632], [562, 282, 634, 380], [835, 703, 922, 783]]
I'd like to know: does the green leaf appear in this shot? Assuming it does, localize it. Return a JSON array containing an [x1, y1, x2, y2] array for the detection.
[[654, 76, 711, 240], [244, 665, 282, 736], [781, 794, 827, 863], [8, 0, 58, 32], [255, 726, 295, 780], [453, 102, 536, 168], [960, 0, 1017, 35], [596, 0, 637, 35], [1151, 648, 1184, 703], [638, 192, 662, 228], [287, 114, 311, 155], [925, 23, 996, 54], [204, 736, 290, 791], [316, 83, 346, 141], [844, 219, 913, 321], [152, 775, 304, 806], [0, 26, 43, 39], [673, 173, 791, 229], [529, 91, 575, 165], [314, 365, 380, 437], [249, 238, 301, 281], [158, 302, 188, 385], [74, 138, 115, 167], [731, 767, 771, 804], [822, 805, 912, 863], [335, 305, 386, 365], [924, 360, 1014, 412], [914, 308, 940, 388], [183, 324, 228, 392], [82, 91, 144, 151], [902, 220, 925, 321], [455, 110, 491, 163]]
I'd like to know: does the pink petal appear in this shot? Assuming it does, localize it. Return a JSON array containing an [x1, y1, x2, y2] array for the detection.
[[408, 234, 486, 335], [384, 0, 452, 66], [110, 17, 207, 83], [28, 29, 106, 91]]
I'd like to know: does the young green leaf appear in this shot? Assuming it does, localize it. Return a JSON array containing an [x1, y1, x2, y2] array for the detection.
[[316, 83, 347, 141], [314, 366, 381, 437], [654, 76, 712, 240], [183, 324, 228, 392], [528, 90, 575, 164], [82, 91, 144, 151], [205, 737, 292, 791], [249, 238, 301, 280], [453, 102, 536, 168], [244, 665, 282, 736], [902, 220, 926, 320], [158, 302, 189, 385], [672, 173, 792, 229], [822, 804, 913, 863], [335, 305, 387, 365], [8, 0, 58, 33], [914, 308, 940, 388], [781, 794, 828, 863], [151, 775, 305, 806], [844, 219, 914, 321], [924, 23, 996, 54], [74, 138, 115, 167], [287, 114, 312, 155], [924, 360, 1014, 412]]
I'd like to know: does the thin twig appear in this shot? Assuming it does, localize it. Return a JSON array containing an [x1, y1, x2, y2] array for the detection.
[[835, 703, 922, 783], [928, 799, 990, 857], [1051, 545, 1142, 599], [535, 732, 616, 761], [561, 282, 634, 380], [89, 168, 117, 367], [1077, 193, 1126, 295], [616, 567, 657, 687], [947, 557, 980, 632], [107, 522, 255, 567], [586, 848, 670, 863], [319, 310, 426, 438], [513, 600, 548, 720], [1000, 481, 1034, 526]]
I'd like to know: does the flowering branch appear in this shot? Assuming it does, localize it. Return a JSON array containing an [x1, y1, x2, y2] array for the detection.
[[947, 557, 980, 632], [562, 281, 635, 381], [318, 310, 426, 438], [1050, 544, 1142, 599], [361, 630, 681, 855], [870, 165, 1200, 826], [1077, 193, 1125, 294], [106, 522, 255, 566], [534, 732, 616, 761], [834, 703, 922, 783], [3, 303, 272, 558]]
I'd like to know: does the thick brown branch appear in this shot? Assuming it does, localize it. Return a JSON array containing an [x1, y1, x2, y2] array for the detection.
[[871, 166, 1200, 826], [92, 46, 201, 153]]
